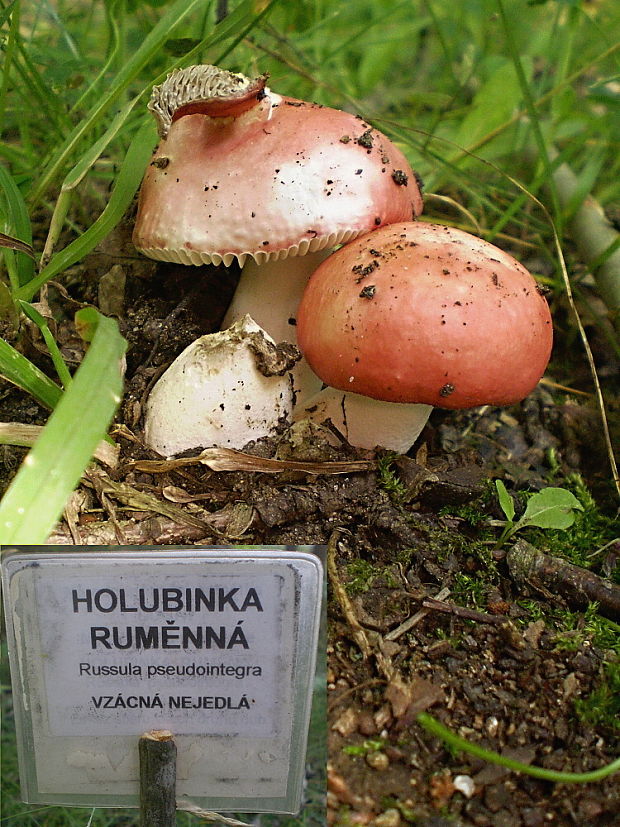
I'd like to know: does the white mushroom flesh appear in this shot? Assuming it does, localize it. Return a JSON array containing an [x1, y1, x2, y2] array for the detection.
[[144, 316, 295, 456], [295, 387, 432, 453]]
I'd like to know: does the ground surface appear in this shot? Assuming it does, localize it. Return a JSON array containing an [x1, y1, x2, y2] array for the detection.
[[1, 217, 619, 826]]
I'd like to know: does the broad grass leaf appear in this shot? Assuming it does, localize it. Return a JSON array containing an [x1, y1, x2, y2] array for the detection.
[[0, 164, 34, 286], [455, 57, 532, 161], [17, 117, 156, 302], [519, 487, 584, 531], [0, 311, 126, 544], [0, 337, 63, 410], [358, 37, 407, 93]]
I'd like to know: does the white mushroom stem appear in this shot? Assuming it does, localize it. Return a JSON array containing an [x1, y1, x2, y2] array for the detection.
[[144, 316, 295, 456], [294, 387, 433, 454], [221, 249, 334, 404]]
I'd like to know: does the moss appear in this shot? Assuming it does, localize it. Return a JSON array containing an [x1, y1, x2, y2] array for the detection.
[[376, 452, 408, 502], [574, 658, 620, 733], [344, 559, 379, 595], [517, 599, 620, 655], [450, 571, 489, 610], [552, 603, 620, 655]]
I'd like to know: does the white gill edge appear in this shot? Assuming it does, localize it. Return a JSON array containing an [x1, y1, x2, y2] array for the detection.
[[135, 227, 363, 268]]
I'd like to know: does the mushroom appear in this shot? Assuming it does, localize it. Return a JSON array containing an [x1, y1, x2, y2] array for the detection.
[[295, 222, 553, 452], [132, 64, 423, 402], [144, 315, 299, 456]]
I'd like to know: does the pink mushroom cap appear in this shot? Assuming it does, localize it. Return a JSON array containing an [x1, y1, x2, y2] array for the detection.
[[132, 66, 423, 267], [297, 222, 553, 409]]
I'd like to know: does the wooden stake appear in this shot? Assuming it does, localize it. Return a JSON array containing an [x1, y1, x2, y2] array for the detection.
[[139, 729, 177, 827]]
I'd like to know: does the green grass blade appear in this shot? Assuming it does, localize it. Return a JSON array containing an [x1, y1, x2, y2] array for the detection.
[[17, 116, 156, 302], [0, 310, 126, 544], [39, 96, 140, 266], [418, 713, 620, 783], [0, 0, 19, 131], [28, 0, 207, 204], [69, 0, 123, 115], [0, 337, 62, 410], [29, 0, 278, 205], [18, 300, 73, 388], [0, 163, 34, 286], [63, 98, 141, 193], [22, 0, 277, 297], [496, 0, 560, 224], [210, 0, 279, 65], [7, 31, 72, 141], [0, 0, 17, 27]]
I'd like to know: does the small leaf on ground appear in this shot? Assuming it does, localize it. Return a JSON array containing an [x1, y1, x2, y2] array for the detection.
[[496, 479, 515, 522], [519, 487, 584, 530]]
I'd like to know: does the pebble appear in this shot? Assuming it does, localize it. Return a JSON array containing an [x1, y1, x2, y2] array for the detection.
[[372, 808, 401, 827], [366, 751, 390, 771], [453, 774, 475, 799]]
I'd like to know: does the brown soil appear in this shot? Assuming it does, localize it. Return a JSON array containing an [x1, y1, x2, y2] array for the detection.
[[1, 217, 619, 827]]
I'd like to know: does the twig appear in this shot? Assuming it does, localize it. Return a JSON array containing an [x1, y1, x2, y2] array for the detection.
[[327, 679, 387, 715], [420, 597, 507, 625], [506, 538, 620, 621], [47, 515, 212, 545], [385, 587, 451, 641], [130, 446, 375, 476], [0, 422, 118, 468], [327, 529, 373, 660], [83, 467, 218, 532], [177, 802, 249, 825], [327, 529, 397, 682]]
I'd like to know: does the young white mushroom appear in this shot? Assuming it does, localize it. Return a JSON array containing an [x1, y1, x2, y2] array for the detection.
[[144, 316, 298, 456]]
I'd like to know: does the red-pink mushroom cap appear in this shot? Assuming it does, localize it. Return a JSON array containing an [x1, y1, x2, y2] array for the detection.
[[296, 222, 553, 409], [132, 65, 423, 267]]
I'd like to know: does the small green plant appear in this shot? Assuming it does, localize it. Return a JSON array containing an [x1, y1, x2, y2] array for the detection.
[[552, 603, 620, 655], [342, 738, 386, 757], [516, 600, 620, 656], [376, 452, 408, 502], [494, 480, 584, 546]]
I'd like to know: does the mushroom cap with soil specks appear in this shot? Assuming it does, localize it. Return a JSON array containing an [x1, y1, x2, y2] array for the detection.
[[296, 222, 553, 409], [132, 65, 423, 267]]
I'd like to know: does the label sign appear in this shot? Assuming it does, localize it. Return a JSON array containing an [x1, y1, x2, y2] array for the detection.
[[40, 571, 282, 738], [1, 546, 323, 813]]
